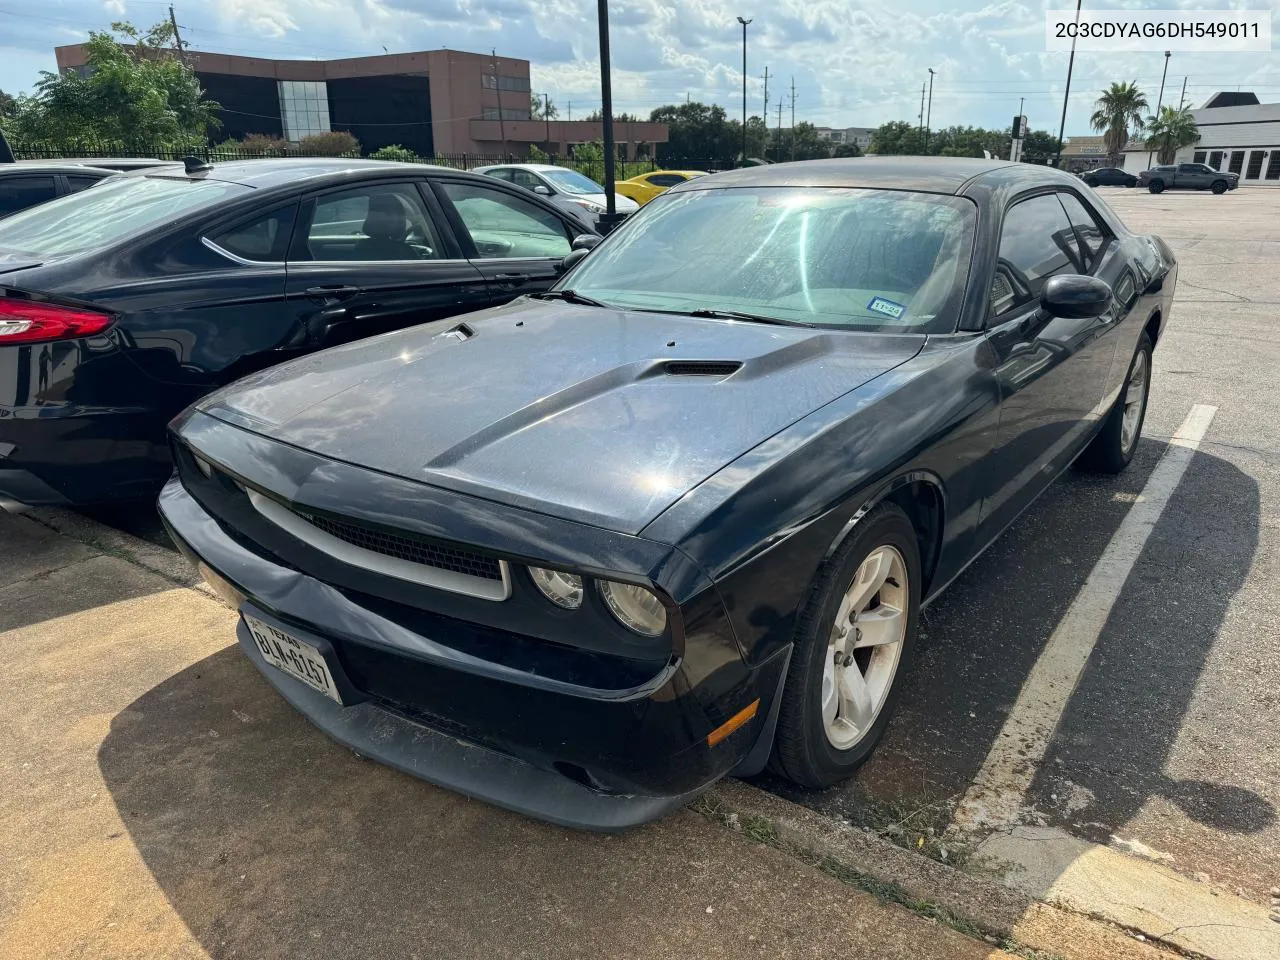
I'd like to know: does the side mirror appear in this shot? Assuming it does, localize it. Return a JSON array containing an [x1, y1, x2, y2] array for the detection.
[[532, 184, 552, 196], [1041, 274, 1112, 319], [571, 234, 601, 251], [559, 247, 592, 273]]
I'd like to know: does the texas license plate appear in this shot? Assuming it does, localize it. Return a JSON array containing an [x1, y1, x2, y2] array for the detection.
[[244, 614, 343, 704]]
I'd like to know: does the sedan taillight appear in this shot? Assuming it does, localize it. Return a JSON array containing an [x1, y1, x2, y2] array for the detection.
[[0, 296, 113, 345]]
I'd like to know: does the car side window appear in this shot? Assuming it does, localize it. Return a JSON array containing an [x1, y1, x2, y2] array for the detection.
[[0, 176, 58, 216], [990, 194, 1080, 317], [648, 174, 684, 187], [210, 204, 298, 263], [510, 170, 543, 191], [1057, 192, 1109, 272], [296, 183, 443, 262], [65, 175, 106, 193], [439, 181, 572, 259], [486, 169, 515, 182]]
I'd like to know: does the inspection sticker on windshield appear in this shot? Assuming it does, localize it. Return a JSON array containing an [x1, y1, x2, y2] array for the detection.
[[867, 296, 906, 320]]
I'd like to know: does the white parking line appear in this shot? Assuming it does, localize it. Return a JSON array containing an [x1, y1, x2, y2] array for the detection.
[[951, 403, 1219, 830]]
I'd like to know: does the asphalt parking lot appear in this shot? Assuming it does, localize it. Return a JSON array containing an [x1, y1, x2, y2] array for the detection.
[[761, 186, 1280, 903], [6, 181, 1279, 959]]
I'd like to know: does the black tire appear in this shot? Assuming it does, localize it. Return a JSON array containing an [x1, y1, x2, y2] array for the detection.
[[771, 502, 921, 788], [1148, 180, 1165, 193], [1078, 331, 1153, 474], [1211, 180, 1228, 195]]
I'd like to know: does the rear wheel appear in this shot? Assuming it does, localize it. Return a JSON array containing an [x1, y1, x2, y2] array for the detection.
[[1079, 332, 1152, 474], [1148, 180, 1165, 193], [771, 503, 921, 788], [1211, 180, 1228, 195]]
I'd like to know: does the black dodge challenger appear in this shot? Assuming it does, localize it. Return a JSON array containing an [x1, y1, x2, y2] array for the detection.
[[160, 158, 1175, 830]]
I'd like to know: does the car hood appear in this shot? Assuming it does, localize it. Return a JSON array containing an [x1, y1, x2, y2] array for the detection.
[[197, 299, 924, 534]]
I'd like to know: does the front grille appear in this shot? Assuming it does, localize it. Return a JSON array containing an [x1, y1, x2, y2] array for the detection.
[[294, 509, 504, 582]]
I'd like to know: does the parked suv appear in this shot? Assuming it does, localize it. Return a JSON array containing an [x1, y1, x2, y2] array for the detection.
[[1138, 163, 1238, 194]]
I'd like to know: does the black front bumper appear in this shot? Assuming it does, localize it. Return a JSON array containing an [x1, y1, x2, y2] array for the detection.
[[159, 476, 788, 831]]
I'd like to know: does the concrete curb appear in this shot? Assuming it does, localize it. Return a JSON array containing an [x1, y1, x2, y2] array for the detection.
[[706, 779, 1183, 960], [1, 503, 214, 598]]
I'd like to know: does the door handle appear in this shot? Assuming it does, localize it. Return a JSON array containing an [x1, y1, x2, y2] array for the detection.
[[305, 284, 362, 300], [492, 273, 526, 283]]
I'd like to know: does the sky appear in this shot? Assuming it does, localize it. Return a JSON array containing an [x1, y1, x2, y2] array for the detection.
[[2, 0, 1279, 137]]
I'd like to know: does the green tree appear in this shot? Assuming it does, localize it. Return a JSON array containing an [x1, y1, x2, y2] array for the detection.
[[369, 144, 421, 163], [1090, 81, 1149, 160], [531, 95, 559, 120], [869, 121, 926, 156], [770, 122, 834, 161], [297, 130, 360, 156], [649, 101, 735, 161], [832, 141, 863, 158], [0, 89, 16, 120], [8, 20, 220, 148], [1144, 106, 1199, 164], [1020, 129, 1062, 164]]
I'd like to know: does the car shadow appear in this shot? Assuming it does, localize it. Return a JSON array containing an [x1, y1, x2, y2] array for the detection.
[[754, 437, 1270, 853]]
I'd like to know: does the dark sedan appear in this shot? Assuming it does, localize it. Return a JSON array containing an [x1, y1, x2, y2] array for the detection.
[[1080, 166, 1137, 188], [0, 158, 596, 505], [160, 157, 1174, 830], [0, 162, 119, 218]]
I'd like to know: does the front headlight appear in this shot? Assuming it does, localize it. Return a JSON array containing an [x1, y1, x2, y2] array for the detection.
[[529, 566, 584, 609], [572, 199, 605, 213], [598, 580, 667, 636]]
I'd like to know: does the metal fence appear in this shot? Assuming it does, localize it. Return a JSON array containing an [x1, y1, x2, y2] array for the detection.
[[11, 144, 734, 180]]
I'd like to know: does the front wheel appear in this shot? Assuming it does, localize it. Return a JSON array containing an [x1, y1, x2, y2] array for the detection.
[[1148, 180, 1165, 193], [1211, 180, 1228, 195], [1079, 332, 1153, 474], [771, 502, 921, 788]]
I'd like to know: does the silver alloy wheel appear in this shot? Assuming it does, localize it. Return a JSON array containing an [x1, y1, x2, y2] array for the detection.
[[1121, 348, 1149, 455], [821, 545, 908, 750]]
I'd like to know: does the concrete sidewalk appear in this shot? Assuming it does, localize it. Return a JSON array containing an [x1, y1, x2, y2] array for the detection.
[[0, 509, 1016, 960]]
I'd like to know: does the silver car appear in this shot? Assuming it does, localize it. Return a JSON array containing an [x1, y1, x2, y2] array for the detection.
[[474, 163, 639, 229]]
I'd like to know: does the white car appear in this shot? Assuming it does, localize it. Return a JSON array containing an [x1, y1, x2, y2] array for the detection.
[[474, 163, 639, 229]]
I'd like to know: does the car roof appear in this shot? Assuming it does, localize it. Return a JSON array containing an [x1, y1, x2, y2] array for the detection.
[[667, 156, 1081, 196], [116, 157, 474, 190], [3, 161, 120, 176], [649, 170, 708, 176]]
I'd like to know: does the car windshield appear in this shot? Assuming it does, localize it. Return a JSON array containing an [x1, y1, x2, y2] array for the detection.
[[541, 169, 606, 195], [0, 174, 250, 259], [565, 186, 977, 332]]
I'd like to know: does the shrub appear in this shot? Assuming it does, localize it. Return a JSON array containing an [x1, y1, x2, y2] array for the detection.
[[237, 133, 288, 156], [297, 130, 360, 156], [368, 144, 420, 163]]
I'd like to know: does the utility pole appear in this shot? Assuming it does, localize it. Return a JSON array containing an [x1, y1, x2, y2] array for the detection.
[[544, 92, 552, 155], [567, 100, 571, 121], [1178, 75, 1188, 110], [1053, 0, 1082, 169], [595, 0, 619, 231], [491, 49, 506, 158], [168, 5, 186, 56], [762, 66, 770, 124], [775, 100, 783, 163], [925, 68, 935, 153], [789, 77, 796, 161], [737, 17, 752, 167], [1147, 50, 1172, 169], [918, 82, 926, 138]]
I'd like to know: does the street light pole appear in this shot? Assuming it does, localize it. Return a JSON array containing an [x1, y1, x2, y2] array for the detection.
[[737, 17, 752, 167], [596, 0, 618, 231], [1053, 0, 1082, 169], [1147, 50, 1171, 168], [925, 68, 935, 153]]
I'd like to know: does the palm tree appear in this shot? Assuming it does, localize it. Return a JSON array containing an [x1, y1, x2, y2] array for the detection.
[[1090, 81, 1149, 161], [1144, 106, 1200, 165]]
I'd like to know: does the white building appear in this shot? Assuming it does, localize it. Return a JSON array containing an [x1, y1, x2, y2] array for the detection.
[[815, 126, 876, 151], [1121, 92, 1280, 185]]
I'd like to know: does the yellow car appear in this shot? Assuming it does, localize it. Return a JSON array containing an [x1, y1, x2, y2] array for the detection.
[[615, 170, 709, 205]]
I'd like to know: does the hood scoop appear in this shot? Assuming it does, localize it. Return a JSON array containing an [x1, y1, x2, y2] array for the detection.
[[661, 360, 742, 378]]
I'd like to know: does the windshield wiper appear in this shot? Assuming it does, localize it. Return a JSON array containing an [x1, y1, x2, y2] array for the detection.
[[531, 289, 611, 308], [686, 308, 813, 327]]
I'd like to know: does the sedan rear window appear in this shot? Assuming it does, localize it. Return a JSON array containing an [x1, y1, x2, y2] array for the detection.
[[567, 186, 976, 332], [0, 175, 250, 259]]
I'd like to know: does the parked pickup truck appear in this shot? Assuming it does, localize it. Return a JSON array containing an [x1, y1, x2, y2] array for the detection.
[[1137, 163, 1239, 194]]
